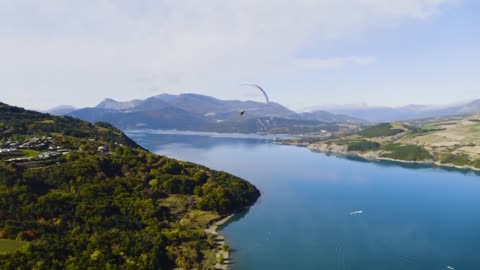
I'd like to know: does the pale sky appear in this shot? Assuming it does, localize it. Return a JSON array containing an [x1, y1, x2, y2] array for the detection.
[[1, 0, 479, 111]]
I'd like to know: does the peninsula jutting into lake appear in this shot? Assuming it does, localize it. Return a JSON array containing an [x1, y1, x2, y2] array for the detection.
[[0, 103, 259, 269]]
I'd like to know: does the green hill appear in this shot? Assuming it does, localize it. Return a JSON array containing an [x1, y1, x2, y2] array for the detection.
[[358, 123, 404, 138], [0, 102, 139, 149], [0, 102, 260, 269]]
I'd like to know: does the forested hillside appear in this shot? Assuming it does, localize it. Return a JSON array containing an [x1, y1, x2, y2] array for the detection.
[[0, 102, 260, 269]]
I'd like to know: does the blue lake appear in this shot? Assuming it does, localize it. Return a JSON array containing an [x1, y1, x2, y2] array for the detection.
[[127, 130, 480, 270]]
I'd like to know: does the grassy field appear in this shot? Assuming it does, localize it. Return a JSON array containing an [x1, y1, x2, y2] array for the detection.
[[378, 117, 480, 162], [180, 210, 220, 229], [439, 153, 471, 166], [358, 123, 405, 138], [159, 195, 190, 219], [0, 239, 27, 254], [20, 149, 39, 158], [346, 140, 380, 151], [400, 119, 480, 150], [381, 144, 432, 161], [36, 119, 55, 124]]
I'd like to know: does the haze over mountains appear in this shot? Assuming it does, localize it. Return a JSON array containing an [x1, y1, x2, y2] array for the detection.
[[64, 93, 359, 134], [309, 99, 480, 122], [48, 93, 480, 133], [44, 105, 77, 116]]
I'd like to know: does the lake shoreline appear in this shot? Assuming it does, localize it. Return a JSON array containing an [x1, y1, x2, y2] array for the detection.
[[137, 131, 480, 269], [125, 129, 298, 140], [136, 132, 480, 269], [281, 142, 480, 173], [205, 214, 235, 269]]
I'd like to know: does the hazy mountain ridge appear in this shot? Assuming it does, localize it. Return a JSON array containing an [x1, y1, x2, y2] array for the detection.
[[52, 95, 480, 129], [95, 98, 143, 110], [297, 110, 365, 123], [66, 93, 361, 133], [44, 105, 78, 116], [314, 99, 480, 122]]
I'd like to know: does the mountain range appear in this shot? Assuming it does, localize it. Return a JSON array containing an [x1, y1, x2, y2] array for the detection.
[[49, 93, 480, 133], [63, 94, 360, 134], [312, 99, 480, 122]]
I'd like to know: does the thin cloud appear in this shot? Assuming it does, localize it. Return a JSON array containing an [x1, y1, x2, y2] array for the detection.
[[0, 0, 457, 109], [294, 56, 377, 70]]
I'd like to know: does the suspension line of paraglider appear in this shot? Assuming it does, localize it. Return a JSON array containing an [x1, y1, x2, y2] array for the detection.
[[239, 84, 269, 116]]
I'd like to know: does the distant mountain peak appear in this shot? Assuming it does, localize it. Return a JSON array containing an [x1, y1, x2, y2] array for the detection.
[[48, 105, 77, 110], [154, 93, 177, 101], [46, 105, 78, 116], [96, 98, 142, 111], [96, 98, 118, 108]]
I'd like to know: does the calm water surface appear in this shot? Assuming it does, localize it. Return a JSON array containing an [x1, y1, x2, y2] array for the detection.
[[127, 130, 480, 270]]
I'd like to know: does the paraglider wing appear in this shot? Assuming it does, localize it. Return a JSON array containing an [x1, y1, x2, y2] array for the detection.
[[240, 109, 246, 116], [241, 84, 269, 104]]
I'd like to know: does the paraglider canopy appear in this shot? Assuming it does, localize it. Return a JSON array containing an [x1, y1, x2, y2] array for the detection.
[[239, 109, 246, 116], [240, 84, 269, 104]]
